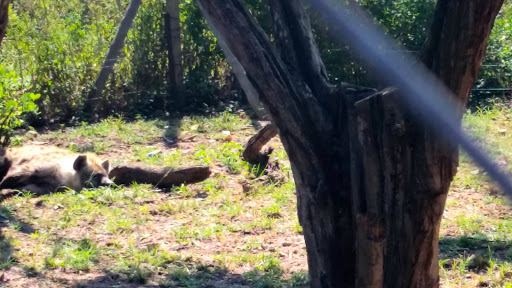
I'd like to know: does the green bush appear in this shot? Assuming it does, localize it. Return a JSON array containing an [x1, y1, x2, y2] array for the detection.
[[310, 0, 436, 86], [0, 0, 229, 125], [473, 4, 512, 105], [0, 65, 39, 145], [0, 0, 510, 126], [2, 0, 124, 124]]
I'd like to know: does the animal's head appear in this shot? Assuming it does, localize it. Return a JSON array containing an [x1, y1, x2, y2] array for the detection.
[[73, 154, 112, 188]]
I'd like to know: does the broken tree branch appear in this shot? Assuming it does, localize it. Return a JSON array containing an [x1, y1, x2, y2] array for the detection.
[[109, 164, 211, 188], [242, 123, 278, 165]]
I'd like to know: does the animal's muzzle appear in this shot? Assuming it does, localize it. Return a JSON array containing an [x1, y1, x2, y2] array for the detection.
[[100, 178, 113, 186]]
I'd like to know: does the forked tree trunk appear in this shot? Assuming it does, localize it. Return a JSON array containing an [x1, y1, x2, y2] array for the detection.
[[0, 0, 9, 48], [84, 0, 142, 121], [196, 0, 504, 287]]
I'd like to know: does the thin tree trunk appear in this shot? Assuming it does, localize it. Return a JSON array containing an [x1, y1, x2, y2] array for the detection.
[[84, 0, 142, 121], [201, 8, 267, 120], [197, 0, 503, 287], [164, 0, 183, 107], [0, 0, 9, 49]]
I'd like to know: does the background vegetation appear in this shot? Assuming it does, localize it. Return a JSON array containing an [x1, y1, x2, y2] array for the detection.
[[0, 0, 510, 128], [0, 1, 512, 287]]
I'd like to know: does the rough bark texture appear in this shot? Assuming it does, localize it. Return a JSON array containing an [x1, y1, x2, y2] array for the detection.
[[84, 0, 142, 121], [109, 165, 211, 188], [165, 0, 183, 99], [242, 123, 277, 165], [0, 0, 9, 48], [197, 0, 504, 287]]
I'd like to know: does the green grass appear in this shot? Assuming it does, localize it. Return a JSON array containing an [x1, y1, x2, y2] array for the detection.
[[179, 110, 252, 135], [2, 107, 512, 287], [44, 238, 99, 271], [0, 236, 15, 269], [0, 110, 304, 287], [436, 103, 512, 287]]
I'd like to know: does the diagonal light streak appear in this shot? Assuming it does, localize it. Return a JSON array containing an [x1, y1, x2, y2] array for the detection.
[[309, 0, 512, 196]]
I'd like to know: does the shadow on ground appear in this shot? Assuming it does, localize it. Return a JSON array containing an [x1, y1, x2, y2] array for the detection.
[[69, 263, 308, 288], [1, 201, 36, 272], [440, 234, 512, 263]]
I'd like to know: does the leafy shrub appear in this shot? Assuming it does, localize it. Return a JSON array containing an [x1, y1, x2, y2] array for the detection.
[[473, 4, 512, 105], [0, 0, 228, 125], [0, 65, 39, 145], [0, 0, 510, 126]]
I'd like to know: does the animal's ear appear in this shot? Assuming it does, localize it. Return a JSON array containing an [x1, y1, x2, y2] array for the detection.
[[101, 160, 110, 172], [73, 155, 88, 171]]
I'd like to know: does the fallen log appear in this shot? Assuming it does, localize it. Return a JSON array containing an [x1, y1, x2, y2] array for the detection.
[[109, 164, 211, 188]]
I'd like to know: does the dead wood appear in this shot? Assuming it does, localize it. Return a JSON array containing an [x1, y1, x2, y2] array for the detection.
[[242, 123, 278, 165], [109, 164, 211, 188]]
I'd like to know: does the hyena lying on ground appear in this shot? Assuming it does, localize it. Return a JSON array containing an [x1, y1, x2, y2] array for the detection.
[[0, 145, 112, 195]]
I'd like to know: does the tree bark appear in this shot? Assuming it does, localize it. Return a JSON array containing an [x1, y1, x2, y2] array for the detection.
[[422, 0, 503, 107], [84, 0, 142, 121], [164, 0, 183, 106], [196, 0, 504, 287], [0, 0, 9, 49], [242, 123, 277, 165]]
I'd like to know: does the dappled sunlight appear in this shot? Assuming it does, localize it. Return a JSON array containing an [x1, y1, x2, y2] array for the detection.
[[0, 111, 306, 287]]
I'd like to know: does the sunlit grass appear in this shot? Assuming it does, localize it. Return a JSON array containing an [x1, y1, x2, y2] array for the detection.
[[3, 107, 512, 287]]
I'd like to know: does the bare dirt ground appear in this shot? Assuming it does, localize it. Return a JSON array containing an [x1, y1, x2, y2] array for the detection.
[[1, 111, 512, 287]]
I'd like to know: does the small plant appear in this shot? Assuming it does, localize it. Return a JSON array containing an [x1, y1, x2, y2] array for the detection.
[[44, 239, 100, 272], [0, 205, 13, 219], [104, 216, 136, 234], [118, 244, 179, 283], [243, 255, 284, 288], [455, 215, 483, 234], [290, 271, 310, 287], [219, 142, 245, 174], [262, 203, 282, 219], [194, 149, 212, 165], [0, 237, 15, 269], [292, 218, 303, 234]]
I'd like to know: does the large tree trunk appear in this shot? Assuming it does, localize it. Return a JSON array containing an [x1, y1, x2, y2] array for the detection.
[[0, 0, 9, 48], [196, 0, 503, 287], [164, 0, 184, 107], [84, 0, 142, 121]]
